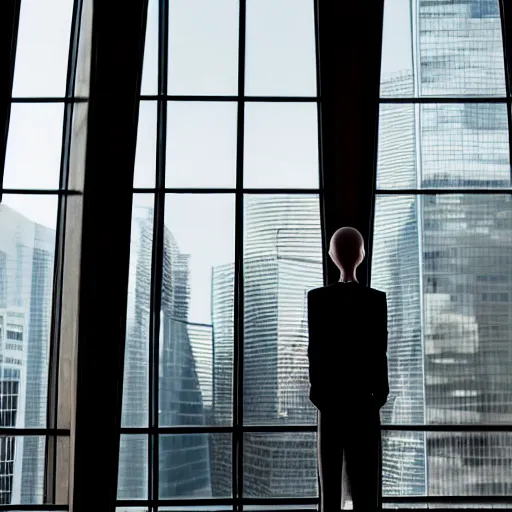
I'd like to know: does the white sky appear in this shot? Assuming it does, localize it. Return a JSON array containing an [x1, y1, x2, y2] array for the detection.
[[5, 0, 412, 323]]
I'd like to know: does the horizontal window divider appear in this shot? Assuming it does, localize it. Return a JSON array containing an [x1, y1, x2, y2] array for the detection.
[[0, 506, 68, 511], [0, 428, 70, 436], [10, 97, 87, 103], [382, 424, 512, 431], [116, 498, 319, 507], [242, 425, 316, 433], [132, 188, 322, 194], [376, 189, 512, 195], [383, 496, 512, 503], [0, 189, 82, 195], [139, 95, 320, 102], [379, 96, 509, 103]]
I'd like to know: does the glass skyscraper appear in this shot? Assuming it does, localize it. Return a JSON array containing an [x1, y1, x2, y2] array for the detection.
[[374, 0, 512, 497]]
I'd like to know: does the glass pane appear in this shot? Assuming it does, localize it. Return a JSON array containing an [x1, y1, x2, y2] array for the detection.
[[159, 195, 234, 427], [372, 194, 512, 425], [0, 195, 57, 429], [243, 432, 317, 498], [380, 0, 506, 97], [243, 195, 322, 425], [133, 102, 157, 189], [141, 0, 158, 95], [168, 0, 239, 96], [12, 0, 74, 97], [0, 436, 47, 504], [166, 102, 237, 188], [159, 433, 232, 498], [122, 195, 153, 428], [118, 435, 148, 500], [4, 104, 64, 189], [382, 430, 512, 496], [74, 0, 93, 98], [245, 0, 317, 97], [377, 103, 511, 190], [243, 103, 319, 188]]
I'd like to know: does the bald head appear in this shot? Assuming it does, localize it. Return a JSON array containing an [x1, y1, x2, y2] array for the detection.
[[329, 227, 365, 272]]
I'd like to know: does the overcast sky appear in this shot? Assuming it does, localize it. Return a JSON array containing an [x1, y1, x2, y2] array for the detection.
[[5, 0, 412, 323]]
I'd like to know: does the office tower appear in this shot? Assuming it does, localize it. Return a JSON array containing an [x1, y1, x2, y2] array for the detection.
[[0, 205, 55, 504], [212, 195, 322, 497], [375, 0, 512, 497], [119, 205, 211, 499]]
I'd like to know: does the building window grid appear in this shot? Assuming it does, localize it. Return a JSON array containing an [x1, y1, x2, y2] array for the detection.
[[374, 0, 512, 505]]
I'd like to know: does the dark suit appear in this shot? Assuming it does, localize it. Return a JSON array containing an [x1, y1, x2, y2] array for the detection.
[[307, 281, 389, 512]]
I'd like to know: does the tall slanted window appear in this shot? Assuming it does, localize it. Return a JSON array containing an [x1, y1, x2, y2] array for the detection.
[[373, 0, 512, 503], [117, 0, 323, 508], [1, 0, 91, 507]]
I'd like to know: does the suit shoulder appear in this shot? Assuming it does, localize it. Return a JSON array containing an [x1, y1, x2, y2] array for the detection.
[[368, 287, 386, 299], [307, 285, 329, 299]]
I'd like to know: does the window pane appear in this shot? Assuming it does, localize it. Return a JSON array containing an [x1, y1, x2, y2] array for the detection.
[[133, 102, 157, 189], [377, 103, 510, 190], [160, 195, 234, 427], [372, 195, 512, 425], [243, 103, 319, 188], [0, 436, 47, 504], [141, 0, 158, 95], [168, 0, 239, 96], [243, 432, 317, 498], [4, 104, 64, 190], [12, 0, 74, 97], [166, 102, 237, 188], [380, 0, 506, 97], [159, 433, 232, 498], [382, 430, 512, 496], [122, 195, 154, 428], [118, 435, 148, 500], [243, 195, 322, 425], [245, 0, 317, 97]]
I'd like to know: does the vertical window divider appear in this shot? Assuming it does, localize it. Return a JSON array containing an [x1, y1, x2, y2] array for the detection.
[[234, 1, 247, 510], [148, 0, 169, 509]]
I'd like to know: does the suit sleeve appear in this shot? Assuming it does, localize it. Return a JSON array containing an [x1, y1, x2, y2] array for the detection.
[[307, 291, 322, 389], [375, 292, 389, 408]]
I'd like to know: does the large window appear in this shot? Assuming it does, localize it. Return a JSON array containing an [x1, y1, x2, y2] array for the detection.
[[373, 0, 512, 505], [117, 0, 323, 510], [0, 0, 91, 508]]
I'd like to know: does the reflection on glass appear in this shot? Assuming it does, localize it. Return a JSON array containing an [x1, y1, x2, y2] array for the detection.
[[12, 0, 73, 97], [168, 0, 239, 95], [0, 436, 46, 504], [244, 103, 319, 188], [118, 435, 148, 500], [245, 0, 317, 97], [4, 104, 64, 190], [166, 102, 237, 188], [122, 195, 154, 428], [159, 434, 232, 498], [377, 103, 510, 190], [373, 195, 512, 427], [243, 433, 317, 498], [373, 194, 512, 491], [382, 430, 512, 496], [141, 0, 158, 95], [133, 102, 157, 189], [243, 195, 322, 425], [380, 0, 506, 97], [159, 195, 234, 427]]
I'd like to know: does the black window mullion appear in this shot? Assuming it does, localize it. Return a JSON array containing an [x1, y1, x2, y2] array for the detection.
[[0, 0, 22, 201], [234, 1, 246, 510], [148, 0, 169, 509], [499, 0, 512, 183]]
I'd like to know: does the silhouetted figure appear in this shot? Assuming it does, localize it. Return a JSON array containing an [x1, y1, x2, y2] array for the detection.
[[307, 227, 389, 512]]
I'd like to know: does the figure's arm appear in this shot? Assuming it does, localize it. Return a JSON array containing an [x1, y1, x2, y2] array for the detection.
[[307, 291, 322, 389], [375, 292, 389, 409]]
